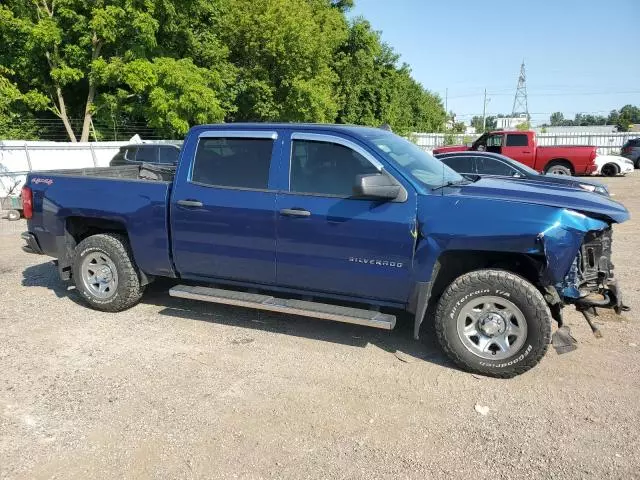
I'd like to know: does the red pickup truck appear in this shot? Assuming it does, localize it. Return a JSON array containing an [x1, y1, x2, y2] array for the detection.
[[433, 130, 598, 176]]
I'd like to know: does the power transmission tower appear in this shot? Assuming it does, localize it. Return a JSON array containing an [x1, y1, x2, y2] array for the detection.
[[511, 61, 529, 119]]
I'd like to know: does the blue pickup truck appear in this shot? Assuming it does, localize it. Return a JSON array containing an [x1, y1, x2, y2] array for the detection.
[[21, 124, 630, 377]]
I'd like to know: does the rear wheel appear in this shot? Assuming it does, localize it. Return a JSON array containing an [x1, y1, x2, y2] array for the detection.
[[434, 269, 551, 378], [600, 163, 619, 177], [7, 209, 20, 221], [72, 233, 144, 312], [544, 161, 573, 176]]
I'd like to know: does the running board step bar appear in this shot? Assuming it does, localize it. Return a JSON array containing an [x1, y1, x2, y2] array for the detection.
[[169, 285, 396, 330]]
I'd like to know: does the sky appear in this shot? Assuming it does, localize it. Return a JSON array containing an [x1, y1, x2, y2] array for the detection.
[[349, 0, 640, 126]]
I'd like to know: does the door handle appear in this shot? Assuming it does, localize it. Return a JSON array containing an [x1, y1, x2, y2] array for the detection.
[[280, 208, 311, 217], [177, 199, 203, 208]]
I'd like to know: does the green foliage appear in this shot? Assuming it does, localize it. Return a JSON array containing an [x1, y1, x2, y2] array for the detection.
[[515, 121, 530, 131], [547, 107, 639, 130], [0, 68, 46, 139], [616, 105, 640, 132], [470, 115, 496, 133], [332, 18, 444, 135], [0, 0, 446, 141], [549, 112, 564, 126]]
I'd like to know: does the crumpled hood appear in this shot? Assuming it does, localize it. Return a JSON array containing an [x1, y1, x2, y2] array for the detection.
[[454, 177, 629, 223]]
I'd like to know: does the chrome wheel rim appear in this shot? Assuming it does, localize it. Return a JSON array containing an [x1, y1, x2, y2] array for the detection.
[[81, 252, 118, 299], [456, 295, 528, 360], [549, 167, 569, 175]]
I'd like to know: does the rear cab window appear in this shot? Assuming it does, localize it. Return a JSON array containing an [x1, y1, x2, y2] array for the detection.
[[136, 146, 158, 163], [124, 147, 137, 161], [486, 134, 504, 147], [159, 146, 179, 164]]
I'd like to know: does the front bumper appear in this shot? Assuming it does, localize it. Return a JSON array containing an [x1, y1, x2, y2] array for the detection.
[[21, 232, 43, 255]]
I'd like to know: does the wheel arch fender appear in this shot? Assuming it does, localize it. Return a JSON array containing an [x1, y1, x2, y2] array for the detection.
[[410, 249, 546, 340], [544, 158, 574, 174], [61, 217, 152, 285]]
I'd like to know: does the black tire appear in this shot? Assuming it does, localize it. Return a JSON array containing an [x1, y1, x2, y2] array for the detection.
[[72, 233, 144, 312], [7, 209, 20, 221], [434, 269, 551, 378], [635, 158, 640, 169], [544, 161, 573, 176], [600, 163, 619, 177]]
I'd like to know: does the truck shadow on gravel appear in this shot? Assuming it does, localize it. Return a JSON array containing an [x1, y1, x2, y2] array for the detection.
[[21, 261, 87, 307], [22, 260, 455, 371]]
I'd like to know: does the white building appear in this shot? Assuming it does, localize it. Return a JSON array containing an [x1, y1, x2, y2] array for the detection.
[[496, 116, 528, 130]]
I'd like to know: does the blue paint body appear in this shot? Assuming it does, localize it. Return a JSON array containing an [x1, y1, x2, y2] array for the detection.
[[26, 124, 630, 309]]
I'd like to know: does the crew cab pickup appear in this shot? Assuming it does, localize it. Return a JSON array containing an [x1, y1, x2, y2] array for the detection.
[[21, 124, 629, 377], [433, 130, 598, 176]]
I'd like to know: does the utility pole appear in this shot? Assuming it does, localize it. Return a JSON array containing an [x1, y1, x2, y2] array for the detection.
[[482, 88, 487, 132]]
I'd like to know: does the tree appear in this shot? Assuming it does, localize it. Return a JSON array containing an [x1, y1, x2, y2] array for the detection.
[[607, 109, 620, 126], [470, 116, 483, 132], [217, 0, 346, 123], [0, 67, 48, 139], [0, 1, 162, 141], [616, 104, 640, 132], [0, 0, 446, 140], [550, 112, 565, 126]]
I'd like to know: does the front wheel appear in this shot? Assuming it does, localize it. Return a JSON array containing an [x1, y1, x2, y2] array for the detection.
[[600, 163, 619, 177], [72, 233, 144, 312], [435, 270, 551, 378]]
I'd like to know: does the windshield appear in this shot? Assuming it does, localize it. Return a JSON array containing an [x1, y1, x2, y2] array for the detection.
[[363, 132, 463, 188]]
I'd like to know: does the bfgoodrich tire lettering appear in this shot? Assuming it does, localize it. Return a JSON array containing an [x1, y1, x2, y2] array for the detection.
[[72, 233, 144, 312], [435, 269, 551, 378]]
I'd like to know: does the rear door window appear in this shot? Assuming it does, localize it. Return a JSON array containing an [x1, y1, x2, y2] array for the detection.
[[192, 137, 274, 189], [440, 156, 475, 174], [505, 134, 529, 147], [476, 157, 518, 176]]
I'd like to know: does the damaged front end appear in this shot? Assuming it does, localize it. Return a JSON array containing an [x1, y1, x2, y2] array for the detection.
[[560, 228, 625, 313], [558, 227, 628, 339], [537, 209, 629, 346]]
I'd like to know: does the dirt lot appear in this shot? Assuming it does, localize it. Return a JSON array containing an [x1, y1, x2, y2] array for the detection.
[[1, 174, 639, 480]]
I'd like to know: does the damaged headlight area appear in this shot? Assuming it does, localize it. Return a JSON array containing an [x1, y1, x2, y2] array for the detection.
[[559, 228, 625, 313]]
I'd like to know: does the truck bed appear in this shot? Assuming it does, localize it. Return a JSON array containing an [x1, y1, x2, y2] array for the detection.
[[34, 164, 176, 182], [26, 163, 175, 278]]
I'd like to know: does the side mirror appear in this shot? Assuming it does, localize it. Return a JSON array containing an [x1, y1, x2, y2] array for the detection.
[[353, 173, 402, 200], [512, 171, 523, 178]]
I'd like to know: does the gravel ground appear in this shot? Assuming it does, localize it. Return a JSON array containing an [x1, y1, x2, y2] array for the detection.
[[1, 174, 639, 479]]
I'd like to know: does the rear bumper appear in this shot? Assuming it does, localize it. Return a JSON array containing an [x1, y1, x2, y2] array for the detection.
[[21, 232, 43, 255]]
